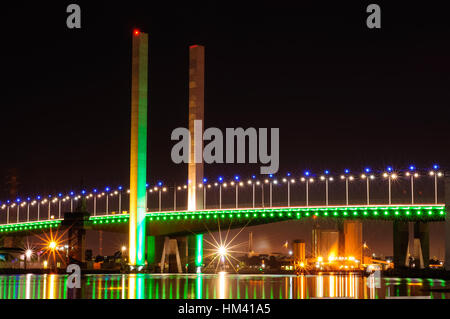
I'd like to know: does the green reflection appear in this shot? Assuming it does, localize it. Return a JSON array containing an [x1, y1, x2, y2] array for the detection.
[[196, 275, 202, 299], [137, 274, 144, 299], [0, 273, 448, 300]]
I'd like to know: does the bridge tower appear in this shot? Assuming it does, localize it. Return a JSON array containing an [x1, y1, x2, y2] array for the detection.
[[129, 29, 148, 267], [186, 44, 205, 272], [188, 44, 205, 211]]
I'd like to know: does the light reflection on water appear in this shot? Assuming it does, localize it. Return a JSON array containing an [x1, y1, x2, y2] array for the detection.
[[0, 273, 448, 299]]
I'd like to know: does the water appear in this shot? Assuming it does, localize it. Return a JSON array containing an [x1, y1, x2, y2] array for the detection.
[[0, 273, 448, 299]]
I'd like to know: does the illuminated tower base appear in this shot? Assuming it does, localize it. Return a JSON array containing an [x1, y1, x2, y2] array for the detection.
[[129, 29, 148, 267], [189, 233, 204, 273]]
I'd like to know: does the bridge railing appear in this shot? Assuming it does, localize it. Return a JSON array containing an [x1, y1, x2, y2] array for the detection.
[[0, 168, 445, 225]]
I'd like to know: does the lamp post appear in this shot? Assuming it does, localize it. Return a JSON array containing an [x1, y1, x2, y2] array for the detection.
[[57, 194, 62, 219], [246, 177, 254, 208], [174, 186, 178, 211], [429, 165, 442, 204], [269, 175, 273, 207], [6, 201, 10, 224], [157, 182, 163, 212], [218, 177, 223, 209], [320, 170, 333, 206], [272, 179, 279, 207], [261, 179, 265, 208], [146, 183, 149, 212], [234, 176, 240, 208], [383, 167, 397, 205], [118, 186, 123, 214], [247, 178, 256, 208], [105, 187, 111, 215], [361, 168, 374, 205], [282, 176, 290, 207], [16, 199, 20, 223], [69, 191, 74, 212], [26, 198, 30, 222], [340, 169, 353, 206], [405, 166, 418, 204], [47, 195, 52, 220], [202, 178, 207, 209], [93, 189, 98, 216], [284, 173, 294, 207], [37, 197, 41, 221]]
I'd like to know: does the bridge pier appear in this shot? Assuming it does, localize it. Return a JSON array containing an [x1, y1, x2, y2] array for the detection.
[[393, 221, 409, 268], [187, 44, 205, 211], [62, 211, 90, 267], [146, 235, 164, 270], [337, 220, 363, 262], [413, 221, 429, 268], [187, 233, 203, 273], [147, 233, 203, 273]]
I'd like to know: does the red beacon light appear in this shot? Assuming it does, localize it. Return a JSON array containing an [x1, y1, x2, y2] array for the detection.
[[133, 29, 140, 36]]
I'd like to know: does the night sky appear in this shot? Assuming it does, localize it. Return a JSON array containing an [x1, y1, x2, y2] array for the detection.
[[1, 2, 449, 257]]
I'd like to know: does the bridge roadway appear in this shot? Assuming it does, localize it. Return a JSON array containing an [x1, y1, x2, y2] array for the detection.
[[0, 204, 445, 237]]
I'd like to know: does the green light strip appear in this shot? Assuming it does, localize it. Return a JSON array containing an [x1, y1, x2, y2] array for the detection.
[[144, 205, 446, 222], [195, 233, 203, 267], [0, 220, 61, 233], [0, 204, 445, 233]]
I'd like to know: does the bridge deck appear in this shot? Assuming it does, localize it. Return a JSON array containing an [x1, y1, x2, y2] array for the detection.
[[0, 204, 445, 235]]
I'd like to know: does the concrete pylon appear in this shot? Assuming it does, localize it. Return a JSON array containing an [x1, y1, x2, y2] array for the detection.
[[393, 221, 409, 268], [129, 30, 148, 267], [62, 211, 90, 266], [412, 238, 424, 268], [187, 45, 205, 211], [160, 237, 183, 273], [413, 221, 429, 268], [343, 220, 363, 262]]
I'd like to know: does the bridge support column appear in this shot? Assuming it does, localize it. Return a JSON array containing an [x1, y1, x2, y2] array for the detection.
[[187, 233, 203, 273], [413, 221, 429, 268], [160, 237, 183, 273], [68, 226, 86, 264], [62, 211, 90, 267], [344, 220, 363, 262], [146, 235, 164, 271], [187, 44, 205, 211], [393, 221, 409, 268], [444, 177, 450, 270], [128, 30, 148, 267]]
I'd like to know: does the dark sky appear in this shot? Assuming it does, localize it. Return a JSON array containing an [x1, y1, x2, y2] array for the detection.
[[1, 1, 449, 257]]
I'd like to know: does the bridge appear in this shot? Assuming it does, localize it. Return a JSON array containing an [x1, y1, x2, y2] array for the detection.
[[0, 178, 447, 272]]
